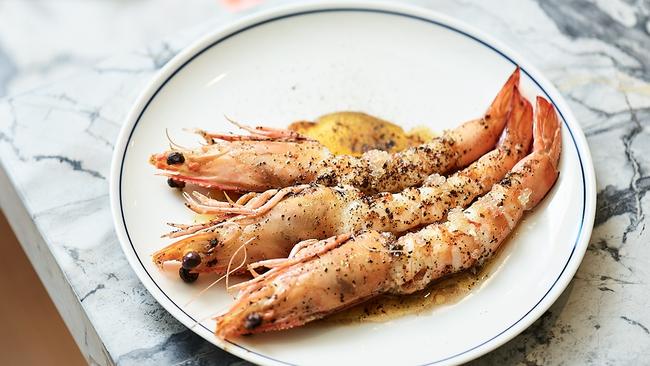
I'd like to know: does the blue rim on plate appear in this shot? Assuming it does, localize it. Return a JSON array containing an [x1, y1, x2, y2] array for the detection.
[[113, 5, 593, 366]]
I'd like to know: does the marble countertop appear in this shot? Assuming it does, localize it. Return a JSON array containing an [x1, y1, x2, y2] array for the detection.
[[0, 0, 648, 365]]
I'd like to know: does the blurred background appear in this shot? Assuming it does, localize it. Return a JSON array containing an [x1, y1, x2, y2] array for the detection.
[[0, 1, 252, 364]]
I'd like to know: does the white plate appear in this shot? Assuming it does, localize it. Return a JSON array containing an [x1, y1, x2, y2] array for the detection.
[[110, 2, 596, 365]]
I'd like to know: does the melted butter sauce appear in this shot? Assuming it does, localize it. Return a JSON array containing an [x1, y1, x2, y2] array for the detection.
[[326, 227, 521, 324], [325, 256, 498, 324], [289, 112, 436, 156]]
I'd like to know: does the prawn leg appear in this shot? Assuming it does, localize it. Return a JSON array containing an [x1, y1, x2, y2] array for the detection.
[[190, 118, 313, 143]]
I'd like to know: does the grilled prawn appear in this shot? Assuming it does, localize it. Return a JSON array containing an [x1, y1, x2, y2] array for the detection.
[[214, 96, 561, 338], [149, 69, 520, 193], [152, 87, 533, 276]]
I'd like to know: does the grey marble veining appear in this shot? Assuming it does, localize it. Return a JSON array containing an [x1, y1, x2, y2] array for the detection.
[[0, 0, 224, 98], [0, 0, 648, 365], [538, 0, 650, 83]]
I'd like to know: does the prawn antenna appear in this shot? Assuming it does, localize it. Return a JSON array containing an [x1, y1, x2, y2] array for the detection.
[[165, 128, 191, 150]]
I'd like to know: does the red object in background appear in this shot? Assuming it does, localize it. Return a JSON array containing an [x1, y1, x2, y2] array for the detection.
[[220, 0, 263, 11]]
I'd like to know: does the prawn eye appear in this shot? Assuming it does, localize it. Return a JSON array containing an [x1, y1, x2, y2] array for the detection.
[[244, 313, 263, 330], [182, 251, 202, 269], [167, 178, 185, 189], [179, 267, 199, 283], [167, 152, 185, 165]]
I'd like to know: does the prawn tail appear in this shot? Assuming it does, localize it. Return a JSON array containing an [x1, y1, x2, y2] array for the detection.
[[499, 84, 533, 151], [487, 67, 520, 118], [533, 96, 562, 170]]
